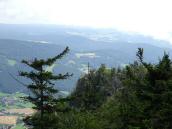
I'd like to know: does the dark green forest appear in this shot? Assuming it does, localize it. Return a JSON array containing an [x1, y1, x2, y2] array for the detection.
[[7, 47, 172, 129]]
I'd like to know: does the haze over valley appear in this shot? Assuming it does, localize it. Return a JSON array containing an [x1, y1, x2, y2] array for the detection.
[[0, 24, 172, 93]]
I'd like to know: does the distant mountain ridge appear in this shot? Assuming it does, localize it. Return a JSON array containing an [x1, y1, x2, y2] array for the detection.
[[0, 24, 171, 49], [0, 24, 172, 93]]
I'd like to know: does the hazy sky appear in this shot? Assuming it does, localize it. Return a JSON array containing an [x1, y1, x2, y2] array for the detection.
[[1, 0, 172, 41]]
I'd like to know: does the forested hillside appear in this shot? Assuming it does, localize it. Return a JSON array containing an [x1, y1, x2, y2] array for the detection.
[[14, 48, 172, 129], [1, 25, 172, 129]]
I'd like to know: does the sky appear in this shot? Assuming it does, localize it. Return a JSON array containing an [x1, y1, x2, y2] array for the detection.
[[1, 0, 172, 42]]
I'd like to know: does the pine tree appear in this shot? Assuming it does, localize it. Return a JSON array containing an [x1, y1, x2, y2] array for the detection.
[[19, 47, 72, 129], [137, 48, 172, 129], [100, 48, 172, 129]]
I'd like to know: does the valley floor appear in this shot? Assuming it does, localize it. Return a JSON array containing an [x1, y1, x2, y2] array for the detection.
[[0, 92, 34, 129]]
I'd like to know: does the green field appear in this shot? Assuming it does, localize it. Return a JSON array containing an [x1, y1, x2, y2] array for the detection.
[[13, 124, 26, 129]]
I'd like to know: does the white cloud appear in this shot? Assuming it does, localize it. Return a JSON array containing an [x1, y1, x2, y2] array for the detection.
[[1, 0, 172, 41]]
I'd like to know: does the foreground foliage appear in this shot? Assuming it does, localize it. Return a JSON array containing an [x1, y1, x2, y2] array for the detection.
[[20, 48, 172, 129], [99, 48, 172, 129]]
